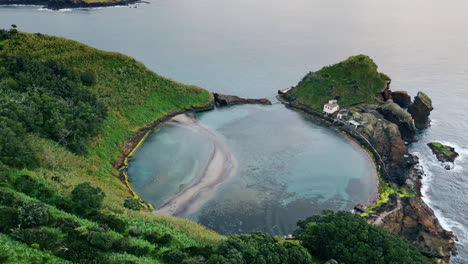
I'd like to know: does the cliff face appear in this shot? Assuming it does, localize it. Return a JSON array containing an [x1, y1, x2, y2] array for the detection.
[[377, 100, 417, 142], [370, 193, 455, 263], [350, 106, 413, 185]]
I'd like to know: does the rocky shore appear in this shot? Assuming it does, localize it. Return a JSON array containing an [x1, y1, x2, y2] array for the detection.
[[0, 0, 142, 10], [278, 87, 456, 263]]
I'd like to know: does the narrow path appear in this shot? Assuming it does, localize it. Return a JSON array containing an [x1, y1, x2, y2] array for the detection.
[[373, 196, 402, 226], [153, 114, 238, 217]]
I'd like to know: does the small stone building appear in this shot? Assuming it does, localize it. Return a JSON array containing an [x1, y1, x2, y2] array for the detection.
[[323, 99, 340, 114]]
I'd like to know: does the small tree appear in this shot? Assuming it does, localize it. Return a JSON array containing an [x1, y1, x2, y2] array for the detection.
[[71, 182, 105, 214], [80, 71, 96, 86], [124, 197, 142, 211], [18, 201, 49, 227], [0, 161, 11, 186]]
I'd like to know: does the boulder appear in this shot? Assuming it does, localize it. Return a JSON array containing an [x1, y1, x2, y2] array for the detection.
[[378, 100, 417, 142], [391, 91, 412, 108], [408, 92, 433, 129], [213, 93, 271, 107]]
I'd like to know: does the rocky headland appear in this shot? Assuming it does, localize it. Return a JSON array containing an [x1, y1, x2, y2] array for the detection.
[[0, 0, 141, 10], [213, 93, 271, 107], [278, 55, 455, 263], [428, 142, 459, 170]]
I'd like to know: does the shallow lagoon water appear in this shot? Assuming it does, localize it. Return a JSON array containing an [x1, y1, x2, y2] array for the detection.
[[2, 0, 468, 261], [129, 104, 376, 235]]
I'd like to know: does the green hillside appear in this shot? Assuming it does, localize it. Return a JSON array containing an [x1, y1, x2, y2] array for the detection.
[[0, 28, 430, 264], [290, 55, 390, 110]]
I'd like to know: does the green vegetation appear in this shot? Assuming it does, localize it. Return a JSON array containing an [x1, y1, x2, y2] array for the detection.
[[0, 28, 433, 263], [294, 210, 430, 264], [428, 142, 457, 159], [290, 55, 390, 110]]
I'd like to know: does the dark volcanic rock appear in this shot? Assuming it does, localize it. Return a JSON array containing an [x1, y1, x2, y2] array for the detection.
[[351, 106, 413, 185], [428, 143, 459, 169], [408, 91, 433, 129], [378, 100, 417, 142], [372, 196, 455, 263], [0, 0, 140, 10], [213, 93, 271, 107], [391, 91, 412, 108]]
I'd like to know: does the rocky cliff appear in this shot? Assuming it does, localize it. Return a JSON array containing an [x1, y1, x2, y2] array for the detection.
[[377, 100, 417, 142], [369, 193, 455, 263]]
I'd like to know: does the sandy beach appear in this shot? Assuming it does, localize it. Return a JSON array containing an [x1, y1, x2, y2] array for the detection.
[[153, 114, 238, 217]]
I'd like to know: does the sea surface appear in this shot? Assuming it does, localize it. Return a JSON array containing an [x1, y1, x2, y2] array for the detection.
[[1, 0, 467, 262]]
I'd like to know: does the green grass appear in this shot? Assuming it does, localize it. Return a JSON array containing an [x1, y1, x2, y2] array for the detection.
[[428, 142, 456, 158], [0, 31, 222, 251], [290, 55, 389, 110]]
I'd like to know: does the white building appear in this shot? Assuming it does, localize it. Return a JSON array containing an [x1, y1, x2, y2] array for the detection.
[[323, 99, 340, 114]]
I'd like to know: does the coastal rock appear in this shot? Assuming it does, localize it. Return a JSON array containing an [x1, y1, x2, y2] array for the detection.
[[351, 107, 412, 185], [408, 91, 433, 129], [372, 196, 455, 262], [377, 100, 417, 142], [378, 87, 393, 101], [391, 91, 412, 108], [213, 93, 271, 107], [0, 0, 140, 10], [428, 143, 459, 169]]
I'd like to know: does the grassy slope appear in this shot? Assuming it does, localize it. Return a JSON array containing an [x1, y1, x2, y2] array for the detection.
[[1, 32, 222, 247], [290, 55, 390, 110]]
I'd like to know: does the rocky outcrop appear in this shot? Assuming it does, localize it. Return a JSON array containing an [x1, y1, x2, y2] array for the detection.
[[428, 143, 459, 170], [351, 106, 413, 185], [213, 93, 271, 107], [371, 195, 455, 263], [0, 0, 140, 10], [408, 92, 433, 129], [391, 91, 412, 108], [377, 100, 417, 142]]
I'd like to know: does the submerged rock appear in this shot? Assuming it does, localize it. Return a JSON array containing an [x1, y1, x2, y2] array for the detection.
[[213, 93, 271, 107], [408, 91, 433, 129], [378, 100, 417, 142], [428, 142, 459, 170], [391, 91, 412, 108]]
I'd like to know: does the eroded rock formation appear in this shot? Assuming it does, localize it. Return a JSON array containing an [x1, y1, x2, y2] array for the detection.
[[408, 91, 434, 129], [391, 91, 412, 108]]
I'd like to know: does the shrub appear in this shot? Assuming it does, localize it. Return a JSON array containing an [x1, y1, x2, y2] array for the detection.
[[0, 161, 11, 186], [161, 249, 189, 264], [52, 217, 81, 233], [123, 197, 141, 211], [112, 237, 132, 253], [18, 201, 49, 227], [128, 227, 141, 237], [80, 71, 96, 86], [296, 210, 430, 264], [14, 174, 38, 194], [144, 232, 173, 246], [60, 236, 107, 264], [0, 189, 22, 207], [87, 231, 115, 250], [71, 182, 105, 214], [0, 207, 18, 232], [12, 227, 61, 251], [89, 212, 127, 233]]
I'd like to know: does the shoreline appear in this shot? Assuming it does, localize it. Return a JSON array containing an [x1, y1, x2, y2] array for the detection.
[[114, 102, 215, 210], [153, 114, 238, 217], [0, 0, 143, 10]]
